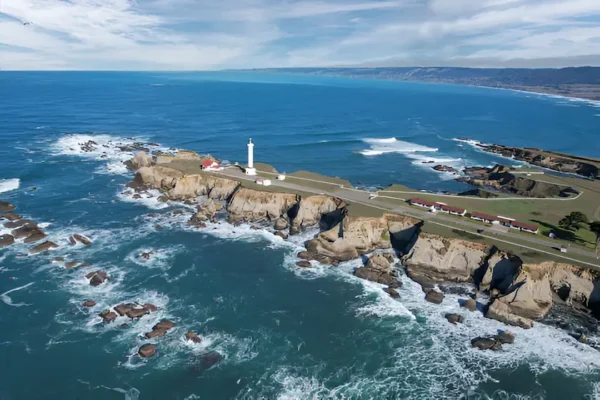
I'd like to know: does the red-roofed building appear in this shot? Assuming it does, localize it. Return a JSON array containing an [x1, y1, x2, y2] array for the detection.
[[201, 159, 222, 171], [510, 221, 539, 234], [409, 198, 439, 208], [439, 204, 467, 216], [409, 198, 467, 216], [470, 212, 511, 226]]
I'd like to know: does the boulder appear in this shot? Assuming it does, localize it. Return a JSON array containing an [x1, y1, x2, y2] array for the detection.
[[68, 236, 77, 245], [384, 287, 400, 298], [576, 333, 589, 345], [86, 270, 109, 287], [99, 309, 117, 323], [0, 201, 15, 213], [382, 253, 396, 264], [289, 226, 301, 235], [274, 231, 288, 240], [486, 300, 533, 329], [143, 303, 158, 312], [461, 298, 478, 312], [185, 331, 202, 344], [29, 241, 59, 254], [297, 251, 311, 260], [73, 234, 92, 245], [353, 254, 401, 287], [83, 300, 96, 307], [0, 234, 15, 248], [425, 289, 444, 304], [471, 337, 502, 351], [192, 200, 221, 223], [145, 320, 175, 339], [445, 313, 465, 324], [274, 217, 288, 230], [23, 230, 47, 244], [403, 233, 490, 284], [138, 344, 156, 358], [140, 252, 153, 260], [296, 261, 312, 268], [494, 330, 515, 344], [114, 303, 152, 319], [227, 188, 298, 223]]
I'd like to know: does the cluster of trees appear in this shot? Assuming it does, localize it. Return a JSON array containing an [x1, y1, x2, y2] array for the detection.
[[559, 211, 600, 251]]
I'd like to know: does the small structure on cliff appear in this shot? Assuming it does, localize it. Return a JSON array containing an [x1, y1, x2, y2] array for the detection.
[[245, 138, 256, 176], [201, 159, 222, 172]]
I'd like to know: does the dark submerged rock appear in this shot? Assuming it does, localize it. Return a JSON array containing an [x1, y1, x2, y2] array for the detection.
[[494, 330, 515, 344], [86, 270, 109, 286], [83, 300, 96, 307], [445, 313, 465, 324], [99, 309, 117, 323], [29, 241, 59, 254], [471, 337, 502, 351], [384, 287, 400, 298], [296, 261, 312, 268], [145, 320, 175, 339], [73, 234, 91, 245], [0, 234, 15, 248], [0, 201, 15, 213]]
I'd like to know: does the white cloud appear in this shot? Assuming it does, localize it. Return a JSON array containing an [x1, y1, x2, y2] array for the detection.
[[0, 0, 599, 69]]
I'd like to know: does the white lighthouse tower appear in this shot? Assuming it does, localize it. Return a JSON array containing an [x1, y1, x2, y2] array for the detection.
[[245, 138, 256, 175]]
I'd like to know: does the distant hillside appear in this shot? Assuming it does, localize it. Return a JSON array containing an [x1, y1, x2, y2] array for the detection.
[[259, 67, 600, 101]]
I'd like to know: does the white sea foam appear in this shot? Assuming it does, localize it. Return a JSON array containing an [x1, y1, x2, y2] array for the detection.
[[117, 188, 170, 210], [360, 137, 438, 156], [125, 245, 185, 271], [0, 282, 34, 307], [0, 178, 20, 193]]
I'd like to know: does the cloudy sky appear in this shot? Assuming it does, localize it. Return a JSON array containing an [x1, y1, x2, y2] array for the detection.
[[1, 0, 600, 70]]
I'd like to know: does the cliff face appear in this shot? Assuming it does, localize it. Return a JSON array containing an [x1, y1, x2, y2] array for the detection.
[[292, 195, 346, 230], [305, 215, 421, 261], [227, 188, 299, 223], [169, 174, 240, 201], [402, 233, 490, 286], [134, 166, 184, 190]]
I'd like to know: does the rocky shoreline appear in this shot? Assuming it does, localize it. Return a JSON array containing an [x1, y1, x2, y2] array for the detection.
[[124, 150, 600, 351]]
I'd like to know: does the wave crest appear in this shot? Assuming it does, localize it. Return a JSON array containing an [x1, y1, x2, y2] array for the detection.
[[0, 178, 20, 193]]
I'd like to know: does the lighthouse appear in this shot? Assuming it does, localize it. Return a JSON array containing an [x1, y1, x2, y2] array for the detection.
[[245, 138, 256, 175]]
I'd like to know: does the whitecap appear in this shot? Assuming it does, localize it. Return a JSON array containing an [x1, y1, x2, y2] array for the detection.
[[360, 137, 438, 155], [0, 282, 34, 307], [0, 178, 20, 193]]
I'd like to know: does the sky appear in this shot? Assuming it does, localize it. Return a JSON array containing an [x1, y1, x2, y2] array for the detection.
[[1, 0, 600, 70]]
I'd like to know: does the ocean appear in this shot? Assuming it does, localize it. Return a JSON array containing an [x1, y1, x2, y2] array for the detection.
[[1, 71, 599, 399]]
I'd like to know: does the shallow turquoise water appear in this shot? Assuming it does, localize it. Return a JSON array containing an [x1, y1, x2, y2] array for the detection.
[[0, 72, 599, 399]]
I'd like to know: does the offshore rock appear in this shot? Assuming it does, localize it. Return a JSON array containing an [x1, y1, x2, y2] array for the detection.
[[461, 298, 478, 312], [274, 231, 288, 240], [296, 261, 312, 268], [83, 300, 96, 307], [0, 201, 15, 213], [138, 344, 156, 358], [425, 289, 445, 304], [99, 309, 117, 323], [384, 287, 400, 298], [227, 188, 298, 223], [186, 331, 202, 344], [73, 234, 92, 246], [403, 233, 490, 285], [4, 219, 36, 229], [2, 213, 21, 221], [29, 241, 59, 254], [445, 313, 464, 324], [494, 330, 515, 344], [471, 337, 502, 351], [145, 320, 175, 339], [0, 234, 15, 248], [86, 270, 109, 287], [114, 303, 153, 319]]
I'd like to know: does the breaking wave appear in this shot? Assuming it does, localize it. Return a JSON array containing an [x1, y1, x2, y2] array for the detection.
[[0, 178, 20, 193]]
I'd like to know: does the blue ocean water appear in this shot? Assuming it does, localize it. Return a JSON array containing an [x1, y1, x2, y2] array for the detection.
[[1, 71, 600, 399]]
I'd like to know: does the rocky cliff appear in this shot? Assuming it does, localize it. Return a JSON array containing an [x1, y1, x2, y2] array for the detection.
[[132, 166, 185, 190], [305, 214, 421, 262], [169, 174, 240, 201], [292, 195, 346, 230], [227, 188, 299, 223], [402, 233, 490, 288]]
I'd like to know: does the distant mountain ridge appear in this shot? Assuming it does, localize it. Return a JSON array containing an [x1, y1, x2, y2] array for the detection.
[[258, 67, 600, 101]]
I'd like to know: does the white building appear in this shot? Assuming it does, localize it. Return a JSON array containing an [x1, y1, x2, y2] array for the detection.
[[246, 138, 256, 176]]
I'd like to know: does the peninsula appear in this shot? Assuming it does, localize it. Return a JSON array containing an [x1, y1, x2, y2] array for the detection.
[[121, 146, 600, 349]]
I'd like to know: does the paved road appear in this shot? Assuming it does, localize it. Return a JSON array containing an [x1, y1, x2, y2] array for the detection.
[[216, 167, 600, 269]]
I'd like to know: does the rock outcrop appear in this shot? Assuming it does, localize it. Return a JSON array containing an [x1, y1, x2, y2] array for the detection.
[[126, 151, 153, 170], [145, 320, 175, 339], [478, 251, 522, 292], [100, 309, 117, 323], [403, 234, 489, 288], [138, 344, 156, 358], [132, 166, 185, 190], [114, 303, 154, 319], [86, 270, 109, 286], [425, 289, 445, 304], [83, 300, 96, 307], [353, 254, 400, 288], [186, 331, 202, 343], [292, 195, 346, 231], [305, 214, 420, 262], [445, 313, 464, 324], [169, 174, 240, 201], [0, 234, 15, 248], [0, 201, 15, 213], [227, 188, 298, 223], [471, 337, 502, 351], [486, 299, 534, 329], [29, 241, 59, 254], [190, 200, 223, 224]]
